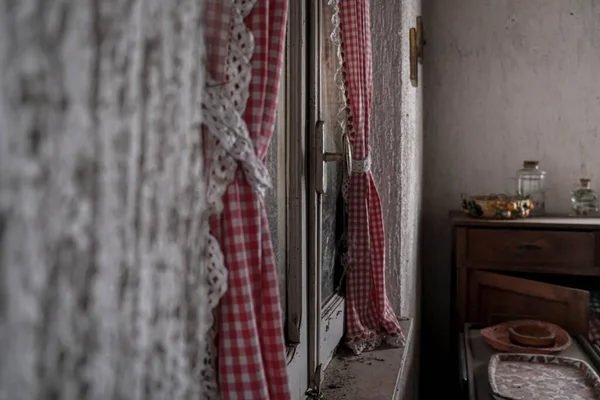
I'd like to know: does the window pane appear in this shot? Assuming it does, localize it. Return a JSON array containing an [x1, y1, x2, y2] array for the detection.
[[266, 51, 288, 326], [320, 3, 345, 304]]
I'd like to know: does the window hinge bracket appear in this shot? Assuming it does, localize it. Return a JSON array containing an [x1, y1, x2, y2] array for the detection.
[[305, 363, 324, 399]]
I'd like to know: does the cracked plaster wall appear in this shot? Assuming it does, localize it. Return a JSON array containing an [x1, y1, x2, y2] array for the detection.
[[371, 0, 422, 398], [371, 0, 422, 322]]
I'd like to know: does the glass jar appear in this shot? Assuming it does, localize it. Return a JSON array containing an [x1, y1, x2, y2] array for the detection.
[[571, 178, 599, 216], [516, 161, 546, 216]]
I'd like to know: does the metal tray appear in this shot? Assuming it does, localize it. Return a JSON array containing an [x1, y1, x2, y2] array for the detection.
[[488, 353, 600, 400]]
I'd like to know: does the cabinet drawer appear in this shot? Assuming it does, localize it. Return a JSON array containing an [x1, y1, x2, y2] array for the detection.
[[465, 228, 597, 269]]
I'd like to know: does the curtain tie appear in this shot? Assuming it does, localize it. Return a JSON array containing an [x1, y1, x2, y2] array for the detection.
[[352, 156, 372, 173]]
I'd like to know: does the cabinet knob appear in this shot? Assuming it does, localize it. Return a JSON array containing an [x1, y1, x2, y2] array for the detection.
[[516, 243, 543, 252]]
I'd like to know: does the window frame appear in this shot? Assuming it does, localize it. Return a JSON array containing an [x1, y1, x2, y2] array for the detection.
[[307, 0, 346, 383], [281, 0, 347, 395], [282, 1, 310, 397]]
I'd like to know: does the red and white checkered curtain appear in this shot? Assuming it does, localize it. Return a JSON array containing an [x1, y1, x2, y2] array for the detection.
[[203, 0, 290, 399], [338, 0, 405, 354]]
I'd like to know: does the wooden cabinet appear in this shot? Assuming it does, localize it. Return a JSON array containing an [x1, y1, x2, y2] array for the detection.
[[452, 212, 600, 336], [452, 212, 600, 398], [467, 270, 589, 334], [463, 229, 597, 269]]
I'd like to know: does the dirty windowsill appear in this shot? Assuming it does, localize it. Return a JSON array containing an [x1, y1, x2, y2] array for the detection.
[[321, 318, 415, 400]]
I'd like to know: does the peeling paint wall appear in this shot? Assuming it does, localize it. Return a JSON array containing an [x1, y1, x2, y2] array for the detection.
[[371, 0, 422, 398], [0, 1, 210, 399], [422, 0, 600, 393]]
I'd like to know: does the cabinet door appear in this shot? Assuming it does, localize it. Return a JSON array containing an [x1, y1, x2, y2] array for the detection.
[[468, 271, 589, 335]]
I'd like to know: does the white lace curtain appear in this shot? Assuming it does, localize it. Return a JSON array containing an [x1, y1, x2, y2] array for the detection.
[[0, 1, 214, 399]]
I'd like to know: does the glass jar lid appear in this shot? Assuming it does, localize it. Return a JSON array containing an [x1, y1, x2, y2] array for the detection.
[[523, 160, 540, 169]]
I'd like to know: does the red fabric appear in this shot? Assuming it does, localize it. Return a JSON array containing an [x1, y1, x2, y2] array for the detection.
[[202, 0, 234, 80], [211, 1, 290, 399], [339, 0, 404, 350]]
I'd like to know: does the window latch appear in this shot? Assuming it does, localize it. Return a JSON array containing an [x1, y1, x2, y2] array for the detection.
[[313, 120, 352, 194]]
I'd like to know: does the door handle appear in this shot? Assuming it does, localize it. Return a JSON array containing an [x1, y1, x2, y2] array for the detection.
[[516, 243, 543, 251], [314, 120, 352, 194]]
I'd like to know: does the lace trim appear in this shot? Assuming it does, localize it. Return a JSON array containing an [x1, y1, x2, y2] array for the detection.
[[346, 331, 406, 356], [352, 156, 371, 173], [200, 0, 260, 398], [329, 0, 353, 205]]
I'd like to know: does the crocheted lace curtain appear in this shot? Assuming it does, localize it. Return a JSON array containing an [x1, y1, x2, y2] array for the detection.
[[201, 0, 290, 399]]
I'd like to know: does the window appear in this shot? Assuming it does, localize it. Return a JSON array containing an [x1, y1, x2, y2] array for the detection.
[[265, 0, 348, 396], [309, 0, 347, 380]]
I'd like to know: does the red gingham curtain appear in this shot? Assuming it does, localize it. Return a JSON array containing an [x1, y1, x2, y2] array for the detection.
[[338, 0, 405, 353], [209, 1, 291, 399]]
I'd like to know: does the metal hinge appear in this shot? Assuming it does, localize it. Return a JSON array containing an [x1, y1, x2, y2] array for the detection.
[[305, 363, 324, 399]]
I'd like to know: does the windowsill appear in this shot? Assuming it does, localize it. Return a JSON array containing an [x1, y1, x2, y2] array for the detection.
[[321, 318, 415, 400]]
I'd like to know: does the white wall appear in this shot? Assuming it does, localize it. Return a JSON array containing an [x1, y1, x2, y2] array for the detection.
[[371, 0, 422, 398], [422, 0, 600, 393], [371, 0, 422, 323], [0, 1, 211, 399]]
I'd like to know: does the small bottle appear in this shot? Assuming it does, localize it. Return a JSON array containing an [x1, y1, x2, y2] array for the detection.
[[571, 178, 599, 216], [516, 161, 546, 216]]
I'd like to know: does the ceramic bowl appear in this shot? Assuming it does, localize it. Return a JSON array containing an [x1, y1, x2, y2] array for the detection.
[[481, 320, 571, 354], [509, 324, 556, 348]]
